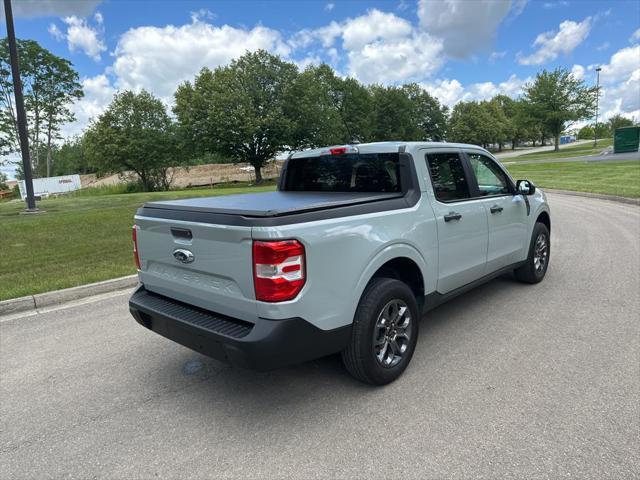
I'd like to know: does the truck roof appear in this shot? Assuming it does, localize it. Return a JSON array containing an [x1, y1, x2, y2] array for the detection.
[[290, 141, 490, 158]]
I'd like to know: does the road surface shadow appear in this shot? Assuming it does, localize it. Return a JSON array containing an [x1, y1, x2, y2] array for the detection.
[[144, 272, 528, 420]]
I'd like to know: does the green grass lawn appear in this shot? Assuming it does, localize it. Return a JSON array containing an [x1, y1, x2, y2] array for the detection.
[[511, 138, 613, 161], [506, 160, 640, 198], [0, 183, 275, 301], [1, 160, 638, 302]]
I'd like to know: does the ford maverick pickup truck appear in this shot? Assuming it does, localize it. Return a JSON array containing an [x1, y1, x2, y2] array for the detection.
[[129, 142, 551, 384]]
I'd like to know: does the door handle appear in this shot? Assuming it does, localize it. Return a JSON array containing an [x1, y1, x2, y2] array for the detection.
[[444, 212, 462, 222], [490, 205, 504, 214]]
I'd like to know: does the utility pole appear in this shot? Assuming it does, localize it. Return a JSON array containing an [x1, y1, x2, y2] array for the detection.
[[593, 66, 602, 148], [3, 0, 37, 211]]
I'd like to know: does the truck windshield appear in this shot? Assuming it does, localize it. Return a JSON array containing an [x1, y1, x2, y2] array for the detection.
[[283, 153, 401, 193]]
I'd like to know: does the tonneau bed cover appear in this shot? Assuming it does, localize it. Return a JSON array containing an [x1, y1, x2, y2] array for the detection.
[[143, 191, 403, 218]]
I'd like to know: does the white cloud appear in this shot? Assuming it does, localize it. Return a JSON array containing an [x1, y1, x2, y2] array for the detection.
[[517, 17, 592, 65], [571, 64, 585, 80], [51, 15, 107, 61], [296, 55, 323, 70], [417, 0, 516, 58], [48, 23, 64, 41], [190, 8, 215, 22], [1, 0, 101, 18], [397, 0, 410, 12], [423, 74, 530, 107], [596, 45, 640, 121], [600, 73, 640, 121], [422, 78, 466, 107], [341, 9, 413, 50], [288, 21, 342, 49], [489, 50, 507, 63], [597, 41, 610, 51], [289, 9, 444, 84], [599, 45, 640, 84], [111, 18, 290, 101], [422, 75, 532, 107], [348, 32, 444, 84], [61, 74, 116, 138], [289, 9, 414, 52], [543, 1, 569, 8], [325, 3, 335, 12], [630, 28, 640, 43]]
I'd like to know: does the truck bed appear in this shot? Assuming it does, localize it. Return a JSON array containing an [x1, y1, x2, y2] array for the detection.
[[143, 191, 403, 217]]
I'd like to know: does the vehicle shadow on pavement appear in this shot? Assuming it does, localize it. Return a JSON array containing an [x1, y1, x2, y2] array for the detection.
[[145, 272, 528, 422]]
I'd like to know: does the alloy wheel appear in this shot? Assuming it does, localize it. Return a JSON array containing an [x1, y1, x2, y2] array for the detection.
[[373, 299, 412, 368]]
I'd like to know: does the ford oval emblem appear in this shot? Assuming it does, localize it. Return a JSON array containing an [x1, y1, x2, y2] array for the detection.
[[173, 248, 195, 264]]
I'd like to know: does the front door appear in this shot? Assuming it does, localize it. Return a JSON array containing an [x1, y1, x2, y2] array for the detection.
[[465, 151, 528, 272], [424, 150, 489, 293]]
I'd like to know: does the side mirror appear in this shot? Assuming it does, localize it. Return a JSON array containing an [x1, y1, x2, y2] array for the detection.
[[516, 179, 536, 195]]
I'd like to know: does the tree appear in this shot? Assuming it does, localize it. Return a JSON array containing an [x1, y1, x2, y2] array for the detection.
[[84, 90, 176, 191], [0, 38, 83, 174], [448, 101, 495, 148], [175, 50, 298, 183], [33, 135, 93, 177], [369, 85, 419, 141], [284, 63, 348, 148], [481, 98, 511, 150], [401, 83, 448, 141], [577, 123, 608, 140], [607, 114, 635, 133], [173, 67, 216, 161], [0, 171, 8, 190], [522, 68, 596, 151]]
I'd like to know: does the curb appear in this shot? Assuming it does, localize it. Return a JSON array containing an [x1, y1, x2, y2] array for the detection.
[[0, 275, 139, 317], [545, 189, 640, 206]]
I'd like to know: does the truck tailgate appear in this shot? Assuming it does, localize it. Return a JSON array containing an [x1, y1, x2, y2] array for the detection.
[[134, 215, 256, 322]]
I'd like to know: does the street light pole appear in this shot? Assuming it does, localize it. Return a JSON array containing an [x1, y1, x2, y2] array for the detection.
[[593, 66, 602, 148], [3, 0, 37, 211]]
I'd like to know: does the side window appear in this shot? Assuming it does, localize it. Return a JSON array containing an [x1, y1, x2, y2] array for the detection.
[[468, 153, 511, 196], [425, 152, 470, 202]]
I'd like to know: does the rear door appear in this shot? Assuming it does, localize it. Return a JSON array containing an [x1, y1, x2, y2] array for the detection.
[[424, 150, 488, 293], [464, 151, 528, 272], [134, 216, 257, 322]]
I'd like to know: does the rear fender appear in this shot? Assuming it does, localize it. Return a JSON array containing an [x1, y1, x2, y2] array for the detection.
[[349, 242, 432, 321]]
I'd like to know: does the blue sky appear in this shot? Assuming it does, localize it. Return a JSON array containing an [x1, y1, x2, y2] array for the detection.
[[1, 0, 639, 178]]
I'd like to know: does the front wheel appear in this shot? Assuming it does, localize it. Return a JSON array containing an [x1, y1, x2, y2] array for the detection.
[[342, 277, 419, 385], [515, 222, 550, 284]]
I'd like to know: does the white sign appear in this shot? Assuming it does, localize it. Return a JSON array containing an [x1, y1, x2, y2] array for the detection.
[[18, 174, 81, 200]]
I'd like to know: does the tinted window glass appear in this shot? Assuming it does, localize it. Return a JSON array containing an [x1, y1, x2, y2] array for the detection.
[[468, 153, 510, 196], [426, 152, 470, 201], [284, 153, 401, 193]]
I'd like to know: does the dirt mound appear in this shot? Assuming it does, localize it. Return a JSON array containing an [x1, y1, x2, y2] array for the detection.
[[79, 161, 284, 189]]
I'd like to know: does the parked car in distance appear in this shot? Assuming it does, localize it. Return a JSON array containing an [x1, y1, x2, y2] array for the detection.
[[129, 142, 551, 385]]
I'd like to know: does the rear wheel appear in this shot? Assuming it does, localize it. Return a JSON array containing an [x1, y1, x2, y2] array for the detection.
[[342, 277, 419, 385], [515, 222, 550, 284]]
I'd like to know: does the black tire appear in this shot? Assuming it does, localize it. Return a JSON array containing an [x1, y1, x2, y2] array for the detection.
[[515, 222, 550, 284], [342, 277, 419, 385]]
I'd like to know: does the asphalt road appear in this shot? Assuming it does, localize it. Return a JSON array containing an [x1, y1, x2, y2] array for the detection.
[[502, 150, 640, 165], [1, 193, 639, 479], [494, 140, 593, 159]]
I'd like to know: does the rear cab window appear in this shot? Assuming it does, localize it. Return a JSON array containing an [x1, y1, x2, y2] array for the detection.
[[283, 153, 401, 193], [425, 152, 470, 202]]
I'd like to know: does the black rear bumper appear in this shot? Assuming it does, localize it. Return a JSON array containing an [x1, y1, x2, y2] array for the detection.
[[129, 286, 351, 370]]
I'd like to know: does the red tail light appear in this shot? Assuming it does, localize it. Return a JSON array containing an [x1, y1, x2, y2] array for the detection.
[[132, 225, 141, 270], [253, 240, 305, 302], [330, 147, 348, 155]]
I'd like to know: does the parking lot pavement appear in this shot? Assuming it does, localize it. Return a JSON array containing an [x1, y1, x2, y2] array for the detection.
[[502, 150, 640, 165], [1, 193, 639, 479]]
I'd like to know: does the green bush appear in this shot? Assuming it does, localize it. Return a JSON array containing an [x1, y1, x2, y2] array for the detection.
[[70, 181, 144, 197]]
